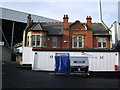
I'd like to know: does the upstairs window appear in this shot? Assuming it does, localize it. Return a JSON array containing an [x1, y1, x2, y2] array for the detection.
[[42, 36, 47, 47], [31, 35, 46, 47], [103, 38, 107, 48], [98, 37, 107, 48], [52, 37, 57, 48], [78, 37, 83, 48], [72, 35, 84, 48], [31, 35, 35, 46], [73, 37, 77, 48], [36, 35, 40, 47]]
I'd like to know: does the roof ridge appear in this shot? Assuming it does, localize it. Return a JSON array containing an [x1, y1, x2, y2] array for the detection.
[[40, 22, 63, 24], [100, 21, 111, 32]]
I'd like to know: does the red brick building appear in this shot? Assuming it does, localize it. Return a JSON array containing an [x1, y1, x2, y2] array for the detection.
[[23, 14, 111, 50]]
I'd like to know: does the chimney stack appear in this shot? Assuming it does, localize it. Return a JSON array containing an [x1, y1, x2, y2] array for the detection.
[[27, 14, 31, 27], [86, 16, 92, 29], [63, 14, 69, 29]]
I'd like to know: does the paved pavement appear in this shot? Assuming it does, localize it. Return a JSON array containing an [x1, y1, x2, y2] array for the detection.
[[2, 63, 119, 89]]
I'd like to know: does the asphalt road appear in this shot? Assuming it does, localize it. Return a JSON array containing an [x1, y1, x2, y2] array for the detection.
[[2, 63, 120, 89]]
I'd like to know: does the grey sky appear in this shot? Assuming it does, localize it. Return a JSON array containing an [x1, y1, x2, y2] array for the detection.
[[1, 1, 119, 27]]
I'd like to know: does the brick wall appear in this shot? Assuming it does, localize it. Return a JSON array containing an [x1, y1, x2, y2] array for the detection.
[[25, 15, 111, 50], [70, 21, 86, 30], [93, 36, 98, 48], [62, 30, 70, 48], [47, 36, 62, 49], [107, 37, 110, 49], [93, 36, 111, 50], [62, 30, 93, 49]]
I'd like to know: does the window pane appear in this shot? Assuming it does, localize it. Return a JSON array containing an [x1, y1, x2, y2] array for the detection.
[[37, 41, 40, 46], [78, 37, 82, 42], [36, 35, 40, 46], [53, 37, 57, 42], [103, 38, 106, 42], [98, 37, 102, 48], [103, 42, 106, 48], [73, 37, 77, 48], [103, 38, 106, 48], [98, 42, 101, 48], [32, 35, 35, 41], [52, 37, 57, 48], [98, 37, 102, 42], [31, 35, 35, 46], [79, 42, 82, 47], [74, 42, 77, 47], [53, 42, 56, 47], [42, 36, 46, 47], [73, 36, 83, 48], [37, 35, 40, 41], [78, 37, 82, 47], [74, 37, 77, 42]]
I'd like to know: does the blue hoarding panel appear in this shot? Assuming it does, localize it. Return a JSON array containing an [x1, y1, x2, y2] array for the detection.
[[54, 53, 70, 73]]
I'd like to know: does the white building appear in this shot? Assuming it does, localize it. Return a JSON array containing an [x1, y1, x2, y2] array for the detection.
[[110, 21, 120, 45]]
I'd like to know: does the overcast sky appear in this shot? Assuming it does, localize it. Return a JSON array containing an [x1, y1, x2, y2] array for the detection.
[[1, 0, 119, 27]]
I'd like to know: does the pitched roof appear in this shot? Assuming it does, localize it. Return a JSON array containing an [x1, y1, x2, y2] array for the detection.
[[26, 22, 110, 36], [92, 23, 110, 35], [30, 22, 43, 31], [41, 22, 63, 35]]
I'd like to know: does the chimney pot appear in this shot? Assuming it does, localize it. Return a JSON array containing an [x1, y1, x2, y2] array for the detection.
[[63, 14, 69, 29], [27, 14, 31, 27], [86, 16, 92, 29]]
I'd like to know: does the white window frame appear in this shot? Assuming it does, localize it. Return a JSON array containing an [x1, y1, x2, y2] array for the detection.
[[31, 35, 46, 47], [42, 36, 47, 48], [52, 37, 57, 48], [31, 35, 36, 47], [36, 35, 40, 47], [98, 37, 107, 48], [72, 35, 84, 48]]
